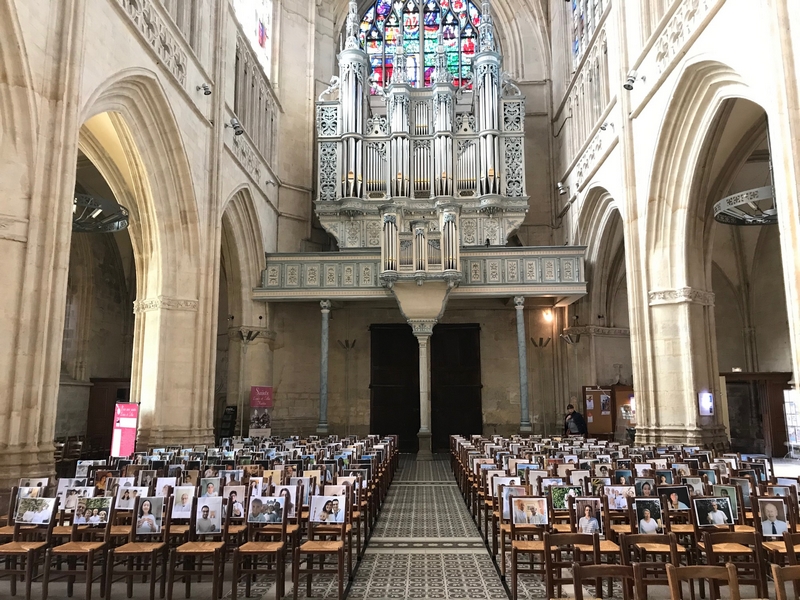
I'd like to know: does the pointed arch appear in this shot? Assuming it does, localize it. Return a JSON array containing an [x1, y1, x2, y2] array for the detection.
[[221, 186, 266, 325], [80, 68, 202, 300]]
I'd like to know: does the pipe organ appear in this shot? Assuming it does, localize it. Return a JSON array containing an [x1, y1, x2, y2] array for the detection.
[[316, 0, 528, 287]]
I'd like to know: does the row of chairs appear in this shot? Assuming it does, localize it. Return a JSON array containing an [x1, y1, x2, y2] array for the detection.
[[0, 445, 398, 600]]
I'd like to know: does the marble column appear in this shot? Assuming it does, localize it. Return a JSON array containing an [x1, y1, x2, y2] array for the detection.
[[514, 297, 533, 432], [318, 300, 332, 434], [411, 320, 435, 460]]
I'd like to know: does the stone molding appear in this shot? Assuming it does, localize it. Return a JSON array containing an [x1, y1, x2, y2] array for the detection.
[[0, 214, 29, 243], [409, 319, 437, 336], [648, 287, 715, 307], [565, 325, 630, 337], [513, 296, 525, 308], [133, 296, 199, 314], [115, 0, 188, 87]]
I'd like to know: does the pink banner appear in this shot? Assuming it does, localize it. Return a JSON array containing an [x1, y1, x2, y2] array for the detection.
[[111, 402, 139, 457], [249, 386, 273, 436], [250, 386, 274, 408]]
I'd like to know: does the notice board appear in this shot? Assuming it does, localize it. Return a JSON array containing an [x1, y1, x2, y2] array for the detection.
[[582, 386, 613, 436]]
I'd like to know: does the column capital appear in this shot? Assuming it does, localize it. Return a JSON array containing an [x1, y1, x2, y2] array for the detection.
[[648, 287, 715, 307], [320, 299, 332, 312], [513, 296, 525, 309], [410, 319, 436, 336]]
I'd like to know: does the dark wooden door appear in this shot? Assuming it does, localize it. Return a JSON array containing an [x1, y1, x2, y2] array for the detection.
[[431, 324, 483, 451], [370, 324, 420, 452], [86, 378, 131, 456]]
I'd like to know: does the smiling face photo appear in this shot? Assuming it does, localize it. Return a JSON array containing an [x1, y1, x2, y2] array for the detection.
[[694, 497, 733, 528], [510, 498, 548, 525], [634, 499, 663, 534], [758, 498, 789, 538]]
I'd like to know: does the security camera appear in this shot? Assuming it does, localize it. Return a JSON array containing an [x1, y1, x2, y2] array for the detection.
[[624, 70, 637, 91], [196, 83, 212, 96], [226, 117, 245, 136], [557, 181, 567, 196]]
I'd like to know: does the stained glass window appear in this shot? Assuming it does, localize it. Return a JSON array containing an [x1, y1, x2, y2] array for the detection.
[[359, 0, 482, 90], [572, 0, 605, 65]]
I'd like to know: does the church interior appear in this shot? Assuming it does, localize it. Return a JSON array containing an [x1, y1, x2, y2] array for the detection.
[[3, 0, 800, 598]]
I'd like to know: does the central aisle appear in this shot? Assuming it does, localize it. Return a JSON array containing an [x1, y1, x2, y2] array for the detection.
[[344, 454, 508, 599]]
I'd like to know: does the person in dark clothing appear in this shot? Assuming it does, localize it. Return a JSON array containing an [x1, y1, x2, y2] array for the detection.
[[564, 404, 587, 435]]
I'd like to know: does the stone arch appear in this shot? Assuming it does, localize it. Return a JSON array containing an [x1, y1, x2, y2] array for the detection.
[[79, 68, 202, 301], [221, 186, 266, 326], [0, 0, 36, 191]]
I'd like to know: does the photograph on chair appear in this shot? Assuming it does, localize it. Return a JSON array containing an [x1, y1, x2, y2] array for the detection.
[[55, 478, 87, 503], [116, 486, 148, 510], [226, 486, 246, 519], [501, 485, 528, 520], [137, 469, 157, 488], [672, 464, 690, 478], [655, 470, 674, 485], [196, 497, 223, 534], [659, 485, 691, 511], [510, 497, 548, 525], [634, 498, 663, 533], [767, 485, 791, 497], [682, 477, 704, 497], [758, 498, 789, 538], [323, 484, 347, 497], [15, 496, 56, 524], [248, 476, 264, 498], [76, 496, 113, 525], [698, 469, 718, 485], [613, 469, 633, 485], [181, 470, 199, 487], [603, 485, 635, 510], [17, 487, 41, 500], [635, 478, 656, 498], [171, 486, 195, 518], [591, 478, 610, 496], [200, 477, 222, 498], [155, 477, 177, 497], [540, 477, 564, 492], [492, 476, 519, 497], [273, 485, 298, 518], [730, 477, 754, 509], [711, 485, 739, 519], [135, 497, 164, 535], [693, 497, 733, 528], [550, 485, 583, 510], [248, 496, 284, 523], [575, 498, 602, 534], [62, 487, 95, 512], [309, 495, 345, 523]]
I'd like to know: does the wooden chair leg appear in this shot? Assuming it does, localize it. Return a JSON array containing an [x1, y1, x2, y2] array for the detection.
[[149, 551, 158, 600], [25, 550, 34, 600], [105, 550, 114, 600], [86, 550, 95, 600], [511, 548, 518, 600], [231, 549, 239, 600], [42, 549, 51, 600], [338, 549, 344, 600], [166, 550, 176, 600], [292, 549, 300, 600], [160, 548, 167, 599]]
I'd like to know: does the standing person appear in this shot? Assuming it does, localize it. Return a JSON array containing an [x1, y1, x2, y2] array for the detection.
[[578, 504, 599, 534], [564, 404, 588, 436]]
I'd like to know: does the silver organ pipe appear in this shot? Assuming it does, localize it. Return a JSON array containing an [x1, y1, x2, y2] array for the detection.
[[414, 225, 427, 272], [382, 214, 398, 272], [442, 213, 458, 271]]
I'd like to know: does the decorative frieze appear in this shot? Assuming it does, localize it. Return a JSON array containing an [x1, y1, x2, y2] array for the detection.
[[133, 296, 199, 314], [564, 325, 631, 337], [115, 0, 187, 87], [648, 287, 715, 306], [231, 134, 263, 185]]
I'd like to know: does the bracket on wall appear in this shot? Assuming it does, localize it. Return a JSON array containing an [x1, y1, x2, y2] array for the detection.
[[530, 336, 552, 348]]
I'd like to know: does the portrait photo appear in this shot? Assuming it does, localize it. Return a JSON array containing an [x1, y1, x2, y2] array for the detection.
[[635, 479, 656, 498], [699, 469, 718, 485], [693, 497, 733, 528], [711, 485, 739, 519], [655, 470, 674, 486], [200, 477, 221, 498], [604, 485, 635, 510], [550, 485, 583, 510], [759, 498, 789, 538], [501, 485, 528, 520], [77, 497, 113, 525], [156, 477, 177, 497], [614, 470, 633, 486], [309, 495, 346, 524], [248, 496, 284, 524], [196, 497, 223, 535], [510, 497, 548, 525], [135, 497, 164, 535], [171, 486, 195, 518], [659, 485, 691, 511], [575, 498, 602, 534], [683, 477, 704, 497], [16, 497, 56, 524], [116, 486, 148, 511], [225, 486, 246, 519], [591, 478, 610, 496], [634, 498, 663, 534], [273, 485, 298, 519]]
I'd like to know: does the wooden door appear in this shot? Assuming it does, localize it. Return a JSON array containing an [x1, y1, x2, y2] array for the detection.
[[86, 378, 131, 456], [431, 324, 483, 451], [369, 324, 420, 452]]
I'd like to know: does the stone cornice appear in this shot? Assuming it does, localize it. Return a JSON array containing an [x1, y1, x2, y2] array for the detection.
[[133, 296, 199, 314], [564, 325, 630, 338], [648, 287, 715, 307]]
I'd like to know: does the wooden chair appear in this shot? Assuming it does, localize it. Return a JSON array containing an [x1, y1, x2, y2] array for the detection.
[[292, 494, 350, 600], [105, 495, 172, 600], [335, 475, 364, 558], [231, 493, 289, 600], [167, 497, 228, 600], [665, 563, 740, 600], [0, 496, 58, 600], [700, 530, 767, 597], [772, 563, 800, 600], [43, 498, 114, 600], [543, 532, 601, 600], [620, 532, 683, 594], [572, 562, 646, 600]]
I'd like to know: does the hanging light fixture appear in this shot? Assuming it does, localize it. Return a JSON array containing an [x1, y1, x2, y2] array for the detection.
[[72, 193, 129, 233], [713, 186, 778, 226]]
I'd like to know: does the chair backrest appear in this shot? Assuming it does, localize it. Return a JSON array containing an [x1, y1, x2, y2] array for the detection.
[[572, 562, 645, 600], [619, 532, 680, 566], [71, 495, 115, 541], [308, 486, 350, 539], [130, 495, 171, 543], [772, 563, 800, 600], [665, 563, 740, 600], [13, 494, 59, 544]]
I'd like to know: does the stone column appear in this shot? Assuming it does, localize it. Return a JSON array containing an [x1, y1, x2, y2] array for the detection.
[[318, 300, 332, 434], [514, 297, 533, 433], [411, 320, 435, 460]]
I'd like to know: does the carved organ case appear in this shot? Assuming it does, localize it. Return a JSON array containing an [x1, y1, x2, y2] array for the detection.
[[315, 0, 528, 284]]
